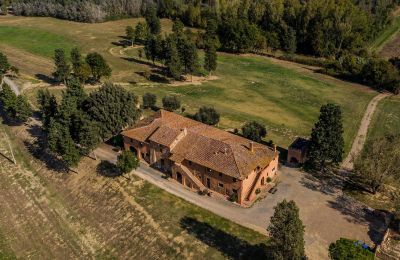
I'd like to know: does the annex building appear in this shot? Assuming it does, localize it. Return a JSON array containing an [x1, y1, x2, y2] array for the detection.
[[121, 110, 279, 205]]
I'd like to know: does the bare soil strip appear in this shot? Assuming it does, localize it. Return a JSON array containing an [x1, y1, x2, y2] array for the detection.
[[342, 93, 390, 170]]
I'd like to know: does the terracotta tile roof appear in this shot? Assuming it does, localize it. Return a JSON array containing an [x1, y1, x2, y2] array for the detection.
[[122, 110, 277, 179]]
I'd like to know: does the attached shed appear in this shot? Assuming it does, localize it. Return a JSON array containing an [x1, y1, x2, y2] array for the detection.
[[287, 137, 309, 167]]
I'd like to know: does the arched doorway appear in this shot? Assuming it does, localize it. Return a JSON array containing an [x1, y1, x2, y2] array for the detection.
[[130, 146, 137, 155], [290, 157, 299, 165], [176, 172, 183, 184]]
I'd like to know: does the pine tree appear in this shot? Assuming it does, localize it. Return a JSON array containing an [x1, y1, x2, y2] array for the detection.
[[70, 48, 90, 83], [0, 51, 10, 79], [145, 5, 161, 35], [134, 22, 148, 44], [53, 49, 71, 84], [165, 37, 183, 80], [267, 200, 306, 260], [204, 41, 217, 76], [181, 40, 199, 79], [15, 95, 32, 122], [37, 89, 58, 131], [306, 103, 344, 171], [126, 26, 135, 46]]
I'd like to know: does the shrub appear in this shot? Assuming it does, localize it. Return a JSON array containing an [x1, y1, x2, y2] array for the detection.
[[117, 150, 139, 174], [242, 121, 267, 142], [267, 177, 272, 183], [194, 106, 220, 125], [329, 238, 374, 260], [162, 95, 181, 111], [255, 188, 261, 194], [142, 93, 156, 109]]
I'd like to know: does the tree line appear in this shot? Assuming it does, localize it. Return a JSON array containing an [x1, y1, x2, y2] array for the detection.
[[10, 0, 399, 56], [132, 8, 218, 80], [53, 48, 111, 85]]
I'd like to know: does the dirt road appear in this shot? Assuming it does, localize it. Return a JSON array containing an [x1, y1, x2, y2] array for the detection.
[[342, 93, 389, 170], [3, 76, 20, 95]]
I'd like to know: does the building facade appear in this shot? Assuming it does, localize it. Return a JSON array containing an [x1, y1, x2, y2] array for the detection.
[[122, 110, 279, 205]]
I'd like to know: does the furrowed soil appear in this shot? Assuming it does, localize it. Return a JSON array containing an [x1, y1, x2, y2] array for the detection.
[[0, 119, 266, 259]]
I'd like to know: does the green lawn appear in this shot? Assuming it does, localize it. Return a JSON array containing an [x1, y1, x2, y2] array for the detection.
[[369, 14, 400, 52], [367, 96, 400, 142], [0, 26, 75, 58]]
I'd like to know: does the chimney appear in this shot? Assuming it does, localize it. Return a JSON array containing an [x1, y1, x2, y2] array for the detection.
[[250, 142, 254, 153]]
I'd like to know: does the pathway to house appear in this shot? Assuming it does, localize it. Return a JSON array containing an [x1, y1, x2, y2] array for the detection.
[[95, 144, 388, 260], [341, 93, 390, 170]]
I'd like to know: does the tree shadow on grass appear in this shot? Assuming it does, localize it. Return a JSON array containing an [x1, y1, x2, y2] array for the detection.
[[96, 160, 121, 178], [179, 217, 270, 259], [35, 74, 56, 85], [25, 123, 69, 173]]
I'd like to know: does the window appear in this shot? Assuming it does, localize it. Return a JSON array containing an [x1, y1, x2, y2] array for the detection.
[[188, 161, 192, 165], [219, 173, 222, 177], [232, 178, 237, 182], [232, 189, 237, 193], [131, 138, 134, 142], [218, 183, 224, 188], [140, 142, 143, 147], [207, 168, 212, 172]]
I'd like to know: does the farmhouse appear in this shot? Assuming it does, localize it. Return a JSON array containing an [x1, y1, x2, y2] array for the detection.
[[121, 110, 279, 205]]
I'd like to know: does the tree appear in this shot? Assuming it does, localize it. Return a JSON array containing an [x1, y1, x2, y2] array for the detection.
[[194, 106, 220, 125], [306, 104, 344, 171], [70, 48, 90, 83], [0, 83, 16, 116], [144, 34, 163, 64], [84, 83, 140, 139], [142, 93, 157, 109], [14, 95, 32, 122], [117, 150, 139, 174], [165, 36, 183, 80], [53, 49, 71, 84], [329, 238, 374, 260], [267, 200, 305, 260], [47, 119, 81, 168], [204, 40, 217, 76], [181, 40, 199, 77], [134, 22, 148, 44], [37, 89, 58, 130], [0, 51, 10, 79], [242, 121, 267, 142], [352, 135, 400, 194], [85, 52, 112, 82], [145, 5, 161, 35], [126, 26, 135, 46], [162, 95, 181, 111]]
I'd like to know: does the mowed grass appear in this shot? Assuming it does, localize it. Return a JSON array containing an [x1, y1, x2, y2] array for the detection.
[[367, 96, 400, 142], [0, 228, 16, 260], [0, 26, 75, 57]]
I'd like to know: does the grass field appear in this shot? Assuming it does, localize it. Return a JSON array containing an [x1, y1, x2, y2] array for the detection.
[[0, 15, 377, 151], [367, 96, 400, 142]]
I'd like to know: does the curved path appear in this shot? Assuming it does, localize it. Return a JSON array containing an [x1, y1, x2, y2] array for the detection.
[[342, 93, 390, 170], [3, 76, 20, 96]]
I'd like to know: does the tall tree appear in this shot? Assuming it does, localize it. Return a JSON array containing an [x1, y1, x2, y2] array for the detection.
[[306, 103, 344, 171], [117, 150, 139, 174], [203, 17, 218, 76], [70, 47, 90, 83], [53, 49, 71, 84], [126, 25, 135, 46], [165, 36, 183, 80], [0, 51, 10, 80], [267, 200, 305, 260], [134, 22, 148, 44], [84, 83, 140, 139], [37, 89, 58, 131], [181, 40, 199, 78], [85, 52, 111, 82], [145, 5, 161, 35]]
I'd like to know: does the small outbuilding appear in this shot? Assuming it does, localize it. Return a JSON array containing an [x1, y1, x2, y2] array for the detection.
[[287, 137, 309, 167]]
